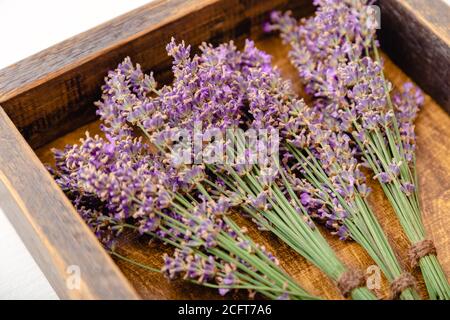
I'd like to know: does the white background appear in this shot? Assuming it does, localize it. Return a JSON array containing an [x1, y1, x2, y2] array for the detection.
[[0, 0, 448, 300]]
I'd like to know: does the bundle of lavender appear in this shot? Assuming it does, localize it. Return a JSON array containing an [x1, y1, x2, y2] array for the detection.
[[166, 40, 376, 299], [50, 43, 325, 299], [269, 0, 449, 299], [240, 45, 419, 300], [53, 129, 316, 301], [91, 39, 375, 299]]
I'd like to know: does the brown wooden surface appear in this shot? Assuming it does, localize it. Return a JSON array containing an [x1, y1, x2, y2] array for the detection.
[[378, 0, 450, 111], [35, 37, 450, 300], [0, 108, 139, 300], [0, 0, 448, 300], [0, 0, 314, 150]]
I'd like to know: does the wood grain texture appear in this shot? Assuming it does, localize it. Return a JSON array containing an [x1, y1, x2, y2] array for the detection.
[[35, 38, 450, 300], [0, 108, 139, 300], [0, 0, 314, 150], [378, 0, 450, 111]]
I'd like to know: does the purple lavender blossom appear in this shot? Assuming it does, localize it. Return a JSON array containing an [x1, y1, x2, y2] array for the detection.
[[393, 83, 424, 163], [162, 248, 217, 283], [270, 1, 424, 206], [268, 1, 377, 95], [218, 264, 238, 296]]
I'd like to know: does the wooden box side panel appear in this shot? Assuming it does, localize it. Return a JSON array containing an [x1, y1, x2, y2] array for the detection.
[[378, 0, 450, 110], [0, 108, 139, 299]]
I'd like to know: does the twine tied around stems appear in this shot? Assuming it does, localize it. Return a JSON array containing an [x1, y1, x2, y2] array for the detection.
[[389, 273, 417, 299], [408, 239, 437, 269], [337, 269, 366, 298]]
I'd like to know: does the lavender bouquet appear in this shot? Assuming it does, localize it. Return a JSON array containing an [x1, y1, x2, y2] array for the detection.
[[269, 0, 449, 299], [239, 44, 419, 300], [52, 131, 317, 300], [49, 45, 325, 300], [190, 43, 376, 299], [92, 39, 376, 300]]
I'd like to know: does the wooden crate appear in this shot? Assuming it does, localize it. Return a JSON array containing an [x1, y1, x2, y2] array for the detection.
[[0, 0, 448, 299]]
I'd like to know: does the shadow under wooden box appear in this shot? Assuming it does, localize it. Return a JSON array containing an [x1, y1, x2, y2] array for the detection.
[[0, 0, 448, 299]]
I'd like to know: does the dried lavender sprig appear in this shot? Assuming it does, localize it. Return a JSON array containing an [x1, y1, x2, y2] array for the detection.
[[270, 0, 449, 299], [59, 125, 302, 300], [368, 45, 449, 299]]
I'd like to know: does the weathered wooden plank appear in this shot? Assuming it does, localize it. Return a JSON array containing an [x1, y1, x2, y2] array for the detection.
[[0, 107, 140, 299], [378, 0, 450, 111], [0, 0, 314, 149]]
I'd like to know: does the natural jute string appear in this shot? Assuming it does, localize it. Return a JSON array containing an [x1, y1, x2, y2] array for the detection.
[[408, 239, 437, 269], [389, 272, 416, 300], [337, 269, 366, 298]]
